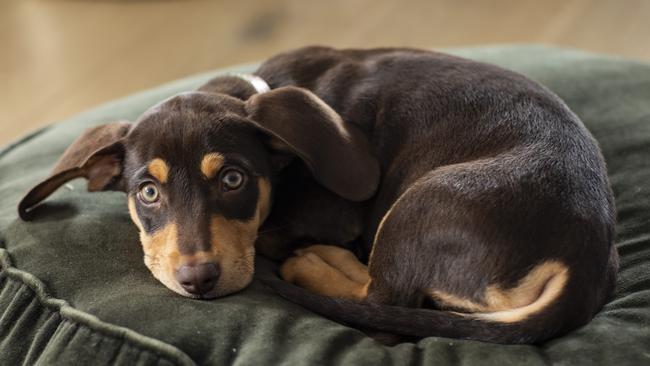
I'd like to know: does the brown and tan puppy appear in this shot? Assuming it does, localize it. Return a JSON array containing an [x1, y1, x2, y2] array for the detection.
[[18, 46, 617, 344]]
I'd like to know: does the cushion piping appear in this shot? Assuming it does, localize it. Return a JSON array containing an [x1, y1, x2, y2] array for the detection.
[[0, 242, 196, 366]]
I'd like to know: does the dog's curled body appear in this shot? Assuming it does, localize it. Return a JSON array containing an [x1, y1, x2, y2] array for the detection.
[[18, 46, 617, 344], [254, 47, 617, 343]]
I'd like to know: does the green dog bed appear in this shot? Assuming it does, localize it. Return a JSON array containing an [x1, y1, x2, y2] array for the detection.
[[1, 45, 649, 365]]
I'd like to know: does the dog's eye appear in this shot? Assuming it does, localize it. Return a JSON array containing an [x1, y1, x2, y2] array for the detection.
[[221, 169, 244, 191], [139, 183, 160, 204]]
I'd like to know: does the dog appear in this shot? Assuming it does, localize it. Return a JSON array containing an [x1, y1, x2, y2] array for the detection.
[[18, 46, 618, 344]]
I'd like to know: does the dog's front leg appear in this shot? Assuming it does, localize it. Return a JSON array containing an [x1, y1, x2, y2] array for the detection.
[[280, 245, 370, 301]]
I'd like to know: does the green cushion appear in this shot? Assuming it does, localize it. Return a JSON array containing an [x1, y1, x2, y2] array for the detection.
[[1, 45, 649, 365]]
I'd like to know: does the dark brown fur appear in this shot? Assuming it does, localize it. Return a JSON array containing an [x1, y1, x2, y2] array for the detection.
[[18, 46, 617, 344]]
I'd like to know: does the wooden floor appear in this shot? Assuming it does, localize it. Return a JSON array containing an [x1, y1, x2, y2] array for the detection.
[[2, 0, 650, 145]]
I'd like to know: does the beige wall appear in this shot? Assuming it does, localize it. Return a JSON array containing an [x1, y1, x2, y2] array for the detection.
[[2, 0, 649, 145]]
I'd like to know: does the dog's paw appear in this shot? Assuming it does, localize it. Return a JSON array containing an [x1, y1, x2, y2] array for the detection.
[[295, 244, 370, 284], [279, 249, 369, 300], [279, 252, 324, 284]]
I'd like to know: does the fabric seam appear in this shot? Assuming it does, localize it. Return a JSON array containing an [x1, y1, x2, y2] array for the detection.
[[0, 247, 196, 366]]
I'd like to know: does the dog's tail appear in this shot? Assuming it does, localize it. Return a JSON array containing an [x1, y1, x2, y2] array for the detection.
[[261, 274, 582, 344]]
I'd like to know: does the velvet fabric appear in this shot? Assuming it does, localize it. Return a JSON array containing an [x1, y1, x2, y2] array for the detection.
[[1, 46, 649, 365]]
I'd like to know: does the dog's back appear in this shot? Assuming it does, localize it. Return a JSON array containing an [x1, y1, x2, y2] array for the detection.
[[259, 46, 617, 343]]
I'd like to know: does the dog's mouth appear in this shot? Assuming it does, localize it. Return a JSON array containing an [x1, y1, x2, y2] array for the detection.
[[144, 252, 255, 299], [179, 288, 221, 300]]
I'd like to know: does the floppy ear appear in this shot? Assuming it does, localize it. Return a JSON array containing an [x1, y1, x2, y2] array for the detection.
[[244, 86, 380, 202], [18, 121, 131, 220]]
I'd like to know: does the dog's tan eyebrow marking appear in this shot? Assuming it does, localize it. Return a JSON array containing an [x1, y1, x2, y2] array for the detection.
[[148, 158, 170, 184], [200, 153, 225, 179]]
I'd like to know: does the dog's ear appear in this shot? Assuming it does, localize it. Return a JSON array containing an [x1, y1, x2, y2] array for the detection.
[[244, 86, 380, 202], [18, 121, 131, 220]]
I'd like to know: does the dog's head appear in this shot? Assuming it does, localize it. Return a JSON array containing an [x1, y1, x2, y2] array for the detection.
[[18, 75, 379, 299]]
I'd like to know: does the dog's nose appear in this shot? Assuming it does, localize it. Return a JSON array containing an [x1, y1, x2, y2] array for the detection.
[[176, 262, 220, 296]]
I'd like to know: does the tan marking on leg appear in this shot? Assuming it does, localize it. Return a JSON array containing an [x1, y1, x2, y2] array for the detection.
[[368, 182, 419, 269], [280, 251, 370, 301], [200, 152, 225, 179], [297, 245, 370, 284], [428, 260, 569, 323], [476, 261, 569, 323], [148, 158, 170, 184], [369, 204, 395, 269], [428, 291, 490, 313]]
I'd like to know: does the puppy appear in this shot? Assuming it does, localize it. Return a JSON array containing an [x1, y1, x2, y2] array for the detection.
[[18, 46, 618, 344]]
